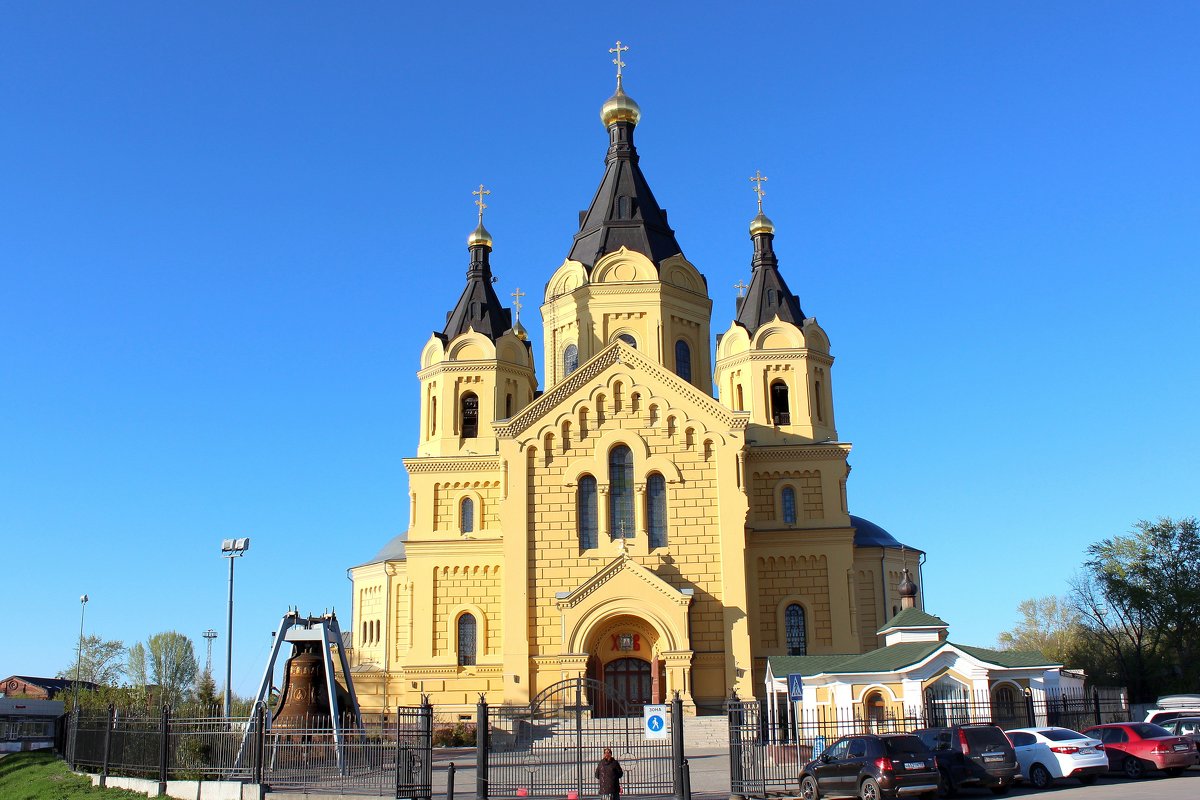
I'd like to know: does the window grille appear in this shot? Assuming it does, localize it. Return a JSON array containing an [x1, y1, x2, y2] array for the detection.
[[457, 613, 477, 666], [564, 344, 579, 376], [461, 393, 479, 438], [785, 603, 807, 655], [609, 445, 634, 539], [578, 475, 598, 549], [782, 487, 796, 524], [647, 473, 667, 548], [461, 497, 474, 533], [675, 340, 692, 383]]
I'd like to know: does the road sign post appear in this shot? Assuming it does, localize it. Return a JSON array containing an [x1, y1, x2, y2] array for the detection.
[[643, 704, 668, 739]]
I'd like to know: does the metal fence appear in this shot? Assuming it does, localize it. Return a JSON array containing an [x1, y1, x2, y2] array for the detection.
[[730, 687, 1130, 797], [66, 702, 433, 798], [482, 679, 680, 799]]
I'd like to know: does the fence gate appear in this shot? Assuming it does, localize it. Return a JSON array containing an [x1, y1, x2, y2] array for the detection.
[[484, 679, 679, 799]]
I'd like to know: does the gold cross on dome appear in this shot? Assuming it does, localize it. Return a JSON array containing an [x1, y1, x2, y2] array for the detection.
[[472, 183, 491, 223], [511, 287, 525, 314], [734, 280, 749, 298], [609, 40, 629, 85], [750, 170, 768, 213]]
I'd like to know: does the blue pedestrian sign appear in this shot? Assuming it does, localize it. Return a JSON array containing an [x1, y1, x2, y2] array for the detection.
[[787, 673, 805, 702], [643, 704, 668, 739]]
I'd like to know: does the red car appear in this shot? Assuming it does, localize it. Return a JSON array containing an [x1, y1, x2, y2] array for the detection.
[[1081, 722, 1195, 778]]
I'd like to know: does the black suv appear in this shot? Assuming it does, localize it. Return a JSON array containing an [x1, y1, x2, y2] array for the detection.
[[799, 733, 940, 800], [913, 724, 1018, 795]]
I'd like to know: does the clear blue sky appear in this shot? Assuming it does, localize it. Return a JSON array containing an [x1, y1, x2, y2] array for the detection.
[[3, 3, 1197, 696]]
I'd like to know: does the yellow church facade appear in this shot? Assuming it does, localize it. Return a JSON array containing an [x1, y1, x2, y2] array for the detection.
[[346, 67, 922, 716]]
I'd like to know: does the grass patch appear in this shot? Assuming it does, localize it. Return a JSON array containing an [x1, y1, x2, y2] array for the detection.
[[0, 752, 146, 800]]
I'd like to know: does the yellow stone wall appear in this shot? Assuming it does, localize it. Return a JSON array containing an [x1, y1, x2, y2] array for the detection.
[[432, 564, 502, 656], [755, 554, 832, 649]]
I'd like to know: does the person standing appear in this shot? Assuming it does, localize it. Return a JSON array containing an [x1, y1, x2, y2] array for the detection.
[[596, 747, 623, 800]]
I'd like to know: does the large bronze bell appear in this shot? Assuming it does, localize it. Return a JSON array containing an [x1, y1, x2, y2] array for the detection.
[[272, 641, 351, 730]]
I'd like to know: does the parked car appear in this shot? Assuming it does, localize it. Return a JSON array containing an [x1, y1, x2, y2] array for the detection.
[[913, 723, 1019, 795], [1004, 727, 1108, 788], [1081, 722, 1195, 778], [799, 733, 941, 800], [1143, 695, 1200, 726], [1153, 717, 1200, 764]]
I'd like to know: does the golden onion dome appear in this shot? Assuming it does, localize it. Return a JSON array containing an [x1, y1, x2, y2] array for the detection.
[[600, 84, 641, 127], [467, 221, 493, 248], [511, 317, 528, 341], [749, 211, 775, 236]]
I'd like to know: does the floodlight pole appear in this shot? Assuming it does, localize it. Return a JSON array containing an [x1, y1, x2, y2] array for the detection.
[[221, 538, 250, 718], [75, 593, 89, 711]]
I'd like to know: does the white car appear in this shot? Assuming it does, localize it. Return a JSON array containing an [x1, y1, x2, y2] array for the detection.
[[1005, 727, 1108, 789]]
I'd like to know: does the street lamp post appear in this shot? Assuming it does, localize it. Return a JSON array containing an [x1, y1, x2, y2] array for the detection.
[[220, 538, 250, 718], [75, 594, 88, 711]]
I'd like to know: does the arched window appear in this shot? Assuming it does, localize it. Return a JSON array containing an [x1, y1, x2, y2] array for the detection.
[[785, 603, 807, 655], [736, 384, 744, 412], [814, 376, 824, 422], [505, 393, 513, 418], [460, 497, 474, 533], [578, 475, 598, 550], [429, 397, 437, 436], [674, 340, 692, 383], [647, 473, 667, 548], [617, 333, 637, 349], [608, 445, 634, 539], [461, 392, 479, 438], [563, 344, 579, 376], [770, 381, 790, 425], [782, 487, 796, 524], [457, 613, 477, 666]]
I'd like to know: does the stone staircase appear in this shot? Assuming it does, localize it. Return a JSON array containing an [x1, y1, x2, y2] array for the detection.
[[681, 714, 729, 748]]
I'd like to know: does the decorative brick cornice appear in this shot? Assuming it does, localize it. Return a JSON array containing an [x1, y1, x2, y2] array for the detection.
[[403, 456, 502, 474], [418, 362, 538, 380], [496, 342, 745, 438], [745, 444, 851, 462]]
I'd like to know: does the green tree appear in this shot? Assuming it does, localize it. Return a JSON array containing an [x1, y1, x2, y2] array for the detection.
[[146, 631, 198, 706], [195, 669, 218, 710], [1071, 516, 1200, 701], [57, 635, 125, 687], [996, 595, 1086, 664]]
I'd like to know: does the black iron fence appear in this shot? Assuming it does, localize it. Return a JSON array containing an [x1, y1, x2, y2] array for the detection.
[[480, 679, 681, 799], [730, 687, 1129, 797], [66, 702, 433, 798]]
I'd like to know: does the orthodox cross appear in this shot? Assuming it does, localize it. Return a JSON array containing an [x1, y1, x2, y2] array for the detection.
[[750, 170, 767, 213], [472, 183, 491, 223], [734, 280, 749, 298], [609, 40, 629, 85], [511, 287, 525, 316]]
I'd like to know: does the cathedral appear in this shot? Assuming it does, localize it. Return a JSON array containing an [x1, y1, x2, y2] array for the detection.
[[346, 54, 923, 716]]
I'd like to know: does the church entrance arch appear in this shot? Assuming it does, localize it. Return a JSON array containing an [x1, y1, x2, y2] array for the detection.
[[584, 614, 665, 714], [603, 657, 652, 709]]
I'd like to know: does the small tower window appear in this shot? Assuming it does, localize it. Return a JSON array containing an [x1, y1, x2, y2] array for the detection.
[[564, 344, 579, 376], [461, 392, 479, 438], [617, 333, 637, 349], [770, 381, 790, 425], [505, 393, 513, 418], [674, 340, 692, 383], [814, 379, 824, 422], [460, 497, 474, 533], [430, 397, 437, 436], [785, 603, 807, 656], [457, 613, 477, 666], [782, 487, 796, 524], [578, 475, 598, 550], [608, 445, 634, 539], [736, 384, 745, 412], [647, 473, 667, 548]]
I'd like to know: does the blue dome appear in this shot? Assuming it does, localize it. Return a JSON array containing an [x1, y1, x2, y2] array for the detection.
[[367, 532, 407, 564], [850, 515, 917, 550]]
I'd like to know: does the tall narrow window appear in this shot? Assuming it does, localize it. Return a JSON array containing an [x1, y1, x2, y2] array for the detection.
[[647, 473, 667, 548], [505, 393, 513, 418], [785, 604, 807, 655], [782, 487, 796, 524], [461, 393, 479, 438], [430, 397, 437, 436], [578, 475, 598, 550], [736, 384, 744, 412], [770, 381, 790, 425], [609, 445, 634, 539], [674, 340, 692, 383], [814, 380, 824, 422], [563, 344, 579, 376], [460, 497, 474, 533], [457, 613, 477, 666]]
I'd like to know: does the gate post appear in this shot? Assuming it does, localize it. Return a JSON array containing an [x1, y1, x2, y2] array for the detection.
[[252, 703, 266, 786], [1092, 689, 1102, 725], [419, 696, 434, 800], [1023, 689, 1035, 727], [476, 695, 489, 800], [728, 692, 744, 800], [158, 704, 171, 796], [671, 692, 685, 800], [575, 682, 585, 800], [67, 708, 78, 769], [100, 704, 114, 787]]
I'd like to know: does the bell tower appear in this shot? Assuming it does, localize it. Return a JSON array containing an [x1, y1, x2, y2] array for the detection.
[[715, 174, 837, 443], [418, 187, 536, 457]]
